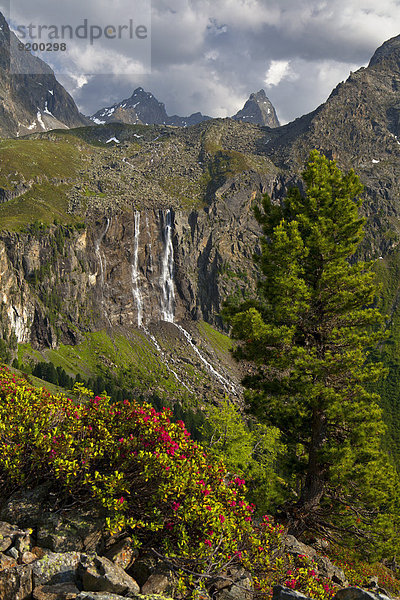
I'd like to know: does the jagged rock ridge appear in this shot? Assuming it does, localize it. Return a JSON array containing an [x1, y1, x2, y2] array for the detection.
[[90, 87, 213, 128], [90, 87, 280, 128], [0, 12, 89, 137]]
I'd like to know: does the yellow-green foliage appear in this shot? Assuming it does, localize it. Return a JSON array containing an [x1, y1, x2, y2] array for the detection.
[[200, 399, 286, 512], [0, 183, 75, 230], [0, 367, 281, 596]]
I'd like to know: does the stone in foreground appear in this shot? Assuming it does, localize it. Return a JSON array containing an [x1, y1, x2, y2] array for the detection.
[[79, 554, 140, 597]]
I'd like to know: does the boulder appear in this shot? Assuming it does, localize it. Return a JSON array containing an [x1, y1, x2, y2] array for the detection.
[[283, 535, 317, 559], [33, 582, 81, 599], [32, 551, 82, 586], [317, 556, 347, 586], [22, 550, 38, 564], [105, 537, 138, 570], [334, 587, 392, 600], [141, 570, 176, 596], [216, 575, 253, 600], [76, 593, 175, 600], [14, 532, 32, 554], [0, 563, 33, 600], [283, 535, 347, 585], [1, 486, 105, 554], [0, 551, 18, 570], [6, 546, 19, 559], [209, 566, 253, 600], [76, 592, 173, 600], [79, 554, 140, 597], [128, 553, 158, 587], [37, 511, 105, 553], [141, 572, 170, 595], [273, 585, 311, 600], [0, 484, 52, 528], [31, 547, 49, 560], [77, 594, 128, 600], [0, 521, 26, 552]]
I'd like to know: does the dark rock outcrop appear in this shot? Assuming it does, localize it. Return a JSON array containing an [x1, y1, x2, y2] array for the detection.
[[273, 586, 311, 600], [263, 34, 400, 257], [0, 506, 391, 600], [335, 588, 392, 600], [273, 586, 393, 600], [79, 555, 140, 597]]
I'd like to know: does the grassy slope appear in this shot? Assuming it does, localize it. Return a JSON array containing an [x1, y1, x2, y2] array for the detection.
[[0, 120, 276, 231], [16, 321, 237, 405], [0, 137, 87, 229]]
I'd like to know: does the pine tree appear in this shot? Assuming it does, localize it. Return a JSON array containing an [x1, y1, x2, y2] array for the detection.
[[227, 150, 399, 547]]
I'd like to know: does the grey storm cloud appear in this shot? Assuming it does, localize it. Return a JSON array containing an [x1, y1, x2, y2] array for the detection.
[[4, 0, 400, 122]]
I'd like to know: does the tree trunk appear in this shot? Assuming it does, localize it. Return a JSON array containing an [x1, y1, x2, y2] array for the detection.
[[287, 407, 326, 536], [301, 407, 326, 508]]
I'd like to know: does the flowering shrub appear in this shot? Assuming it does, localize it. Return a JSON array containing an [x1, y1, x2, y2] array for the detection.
[[328, 546, 400, 597], [282, 555, 336, 600], [0, 367, 282, 596]]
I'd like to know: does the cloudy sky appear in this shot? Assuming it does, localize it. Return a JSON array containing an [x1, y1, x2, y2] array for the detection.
[[4, 0, 400, 122]]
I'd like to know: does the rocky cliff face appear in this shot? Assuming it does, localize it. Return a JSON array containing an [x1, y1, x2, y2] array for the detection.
[[0, 170, 276, 349], [263, 35, 400, 254], [0, 12, 89, 137]]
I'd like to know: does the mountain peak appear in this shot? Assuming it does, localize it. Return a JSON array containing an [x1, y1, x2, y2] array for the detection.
[[130, 87, 148, 97], [250, 89, 268, 99], [368, 34, 400, 68], [89, 87, 279, 129], [232, 90, 280, 127], [0, 11, 88, 136], [90, 88, 212, 127]]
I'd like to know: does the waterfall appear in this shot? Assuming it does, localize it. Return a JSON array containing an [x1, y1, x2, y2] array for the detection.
[[145, 214, 154, 272], [95, 217, 110, 287], [94, 217, 111, 325], [131, 210, 144, 327], [158, 209, 236, 394], [175, 324, 237, 395], [160, 209, 175, 322]]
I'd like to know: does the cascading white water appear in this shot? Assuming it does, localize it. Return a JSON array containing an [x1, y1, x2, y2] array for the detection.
[[175, 324, 237, 395], [158, 209, 236, 393], [95, 217, 110, 287], [131, 210, 144, 327], [145, 214, 154, 272], [160, 209, 175, 322], [94, 217, 111, 325]]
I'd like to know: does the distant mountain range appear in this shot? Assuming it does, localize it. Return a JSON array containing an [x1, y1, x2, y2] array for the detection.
[[89, 87, 280, 129], [0, 10, 280, 137]]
